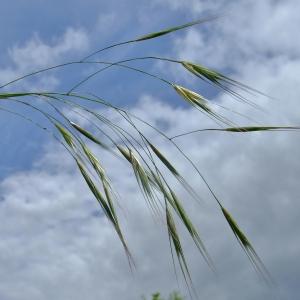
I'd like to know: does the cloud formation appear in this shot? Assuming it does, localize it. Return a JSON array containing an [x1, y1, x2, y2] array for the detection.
[[0, 27, 89, 90]]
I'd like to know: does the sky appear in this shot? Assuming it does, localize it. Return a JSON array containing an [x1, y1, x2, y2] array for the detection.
[[0, 0, 300, 299]]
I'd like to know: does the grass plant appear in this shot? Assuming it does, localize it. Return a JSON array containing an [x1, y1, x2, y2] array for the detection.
[[0, 17, 296, 294]]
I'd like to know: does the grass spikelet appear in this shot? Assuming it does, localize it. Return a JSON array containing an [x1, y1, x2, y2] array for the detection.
[[134, 16, 220, 42], [181, 61, 268, 107], [81, 143, 105, 176], [76, 159, 112, 220], [166, 204, 193, 292], [171, 125, 300, 139], [117, 145, 157, 211], [173, 84, 233, 126], [169, 190, 214, 269], [117, 145, 131, 162], [173, 84, 211, 113], [55, 123, 75, 148], [81, 142, 109, 187], [148, 142, 179, 176], [76, 159, 133, 265], [146, 170, 169, 196], [223, 126, 300, 132], [221, 206, 272, 283], [70, 121, 110, 150], [147, 141, 199, 202], [147, 170, 214, 269], [117, 146, 150, 194], [182, 61, 224, 85], [80, 143, 116, 215]]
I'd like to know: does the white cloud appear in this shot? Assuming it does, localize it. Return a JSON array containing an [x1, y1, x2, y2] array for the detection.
[[0, 27, 89, 91], [153, 0, 225, 14], [10, 28, 89, 70], [171, 0, 300, 67]]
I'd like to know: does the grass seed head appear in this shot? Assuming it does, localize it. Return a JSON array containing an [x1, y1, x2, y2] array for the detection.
[[182, 61, 223, 84], [173, 84, 211, 113], [71, 121, 109, 150], [55, 123, 75, 148], [135, 17, 220, 42]]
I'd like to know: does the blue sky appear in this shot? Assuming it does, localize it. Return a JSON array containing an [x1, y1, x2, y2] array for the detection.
[[1, 1, 300, 299]]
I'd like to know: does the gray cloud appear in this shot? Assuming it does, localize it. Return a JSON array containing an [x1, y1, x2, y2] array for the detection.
[[1, 0, 300, 299]]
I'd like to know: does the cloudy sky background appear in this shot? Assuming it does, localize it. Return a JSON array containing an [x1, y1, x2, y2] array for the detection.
[[0, 0, 300, 299]]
